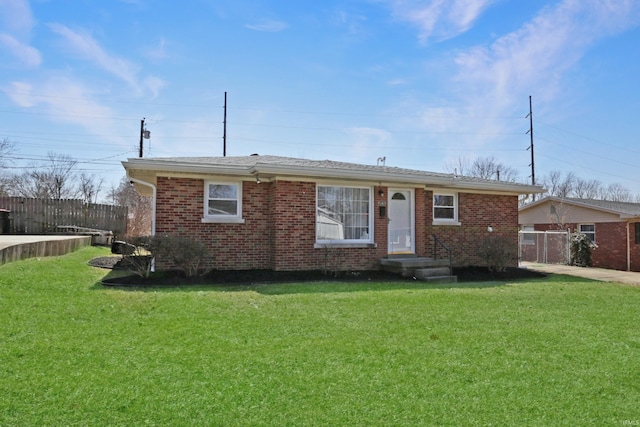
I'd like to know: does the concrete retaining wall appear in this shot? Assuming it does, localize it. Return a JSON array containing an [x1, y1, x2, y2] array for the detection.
[[0, 236, 91, 266]]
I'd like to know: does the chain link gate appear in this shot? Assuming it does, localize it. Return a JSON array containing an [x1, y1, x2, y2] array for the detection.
[[519, 230, 571, 264]]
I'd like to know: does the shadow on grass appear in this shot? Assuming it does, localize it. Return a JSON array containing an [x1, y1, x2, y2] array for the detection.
[[92, 266, 550, 294]]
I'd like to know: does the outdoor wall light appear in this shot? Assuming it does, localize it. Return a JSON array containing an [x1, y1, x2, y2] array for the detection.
[[256, 175, 261, 184]]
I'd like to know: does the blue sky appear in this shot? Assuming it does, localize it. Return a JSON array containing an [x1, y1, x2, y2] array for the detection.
[[1, 0, 640, 197]]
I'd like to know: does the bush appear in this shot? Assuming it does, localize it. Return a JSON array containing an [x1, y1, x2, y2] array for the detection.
[[570, 232, 593, 267], [478, 234, 517, 272], [162, 235, 212, 277], [120, 235, 165, 278]]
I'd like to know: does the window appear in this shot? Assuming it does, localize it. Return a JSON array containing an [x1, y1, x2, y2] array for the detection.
[[316, 185, 371, 243], [203, 181, 244, 223], [579, 224, 595, 243], [433, 193, 458, 223], [635, 223, 640, 245], [521, 225, 535, 245]]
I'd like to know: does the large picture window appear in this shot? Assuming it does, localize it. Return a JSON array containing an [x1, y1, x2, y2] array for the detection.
[[433, 193, 458, 223], [317, 185, 371, 242], [203, 181, 243, 223]]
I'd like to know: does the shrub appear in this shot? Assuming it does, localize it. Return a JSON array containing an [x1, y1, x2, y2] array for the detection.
[[570, 232, 593, 267], [162, 235, 212, 277], [478, 234, 517, 272], [120, 235, 165, 278]]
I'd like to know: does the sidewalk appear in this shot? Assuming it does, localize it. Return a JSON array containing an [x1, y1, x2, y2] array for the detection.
[[520, 261, 640, 286]]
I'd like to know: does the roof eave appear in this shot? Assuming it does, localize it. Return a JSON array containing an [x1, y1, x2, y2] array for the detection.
[[122, 158, 545, 195]]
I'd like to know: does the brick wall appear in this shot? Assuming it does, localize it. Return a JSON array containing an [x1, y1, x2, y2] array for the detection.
[[155, 177, 273, 270], [155, 177, 521, 271], [630, 223, 640, 272], [424, 192, 520, 268], [531, 221, 639, 271]]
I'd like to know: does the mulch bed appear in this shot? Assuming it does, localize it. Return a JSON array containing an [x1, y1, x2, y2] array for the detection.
[[91, 256, 546, 287]]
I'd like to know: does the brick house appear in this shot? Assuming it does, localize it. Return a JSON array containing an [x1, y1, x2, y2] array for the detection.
[[122, 155, 543, 272], [519, 196, 640, 271]]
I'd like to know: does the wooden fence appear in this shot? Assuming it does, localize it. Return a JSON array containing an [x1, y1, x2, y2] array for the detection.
[[0, 197, 128, 235]]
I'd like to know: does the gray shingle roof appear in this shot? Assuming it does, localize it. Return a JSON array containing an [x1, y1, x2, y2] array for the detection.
[[124, 154, 544, 194], [563, 197, 640, 216]]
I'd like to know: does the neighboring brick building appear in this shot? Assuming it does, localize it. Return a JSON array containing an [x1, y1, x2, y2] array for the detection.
[[122, 155, 543, 272], [519, 196, 640, 272]]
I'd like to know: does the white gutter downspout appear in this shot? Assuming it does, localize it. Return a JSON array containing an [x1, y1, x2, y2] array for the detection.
[[126, 172, 157, 271]]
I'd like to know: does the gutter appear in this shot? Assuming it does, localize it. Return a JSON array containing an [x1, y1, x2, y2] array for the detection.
[[126, 172, 157, 271]]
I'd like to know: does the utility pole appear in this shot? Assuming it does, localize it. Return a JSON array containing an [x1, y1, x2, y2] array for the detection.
[[223, 92, 227, 157], [526, 96, 536, 200], [139, 118, 150, 158], [139, 118, 145, 158]]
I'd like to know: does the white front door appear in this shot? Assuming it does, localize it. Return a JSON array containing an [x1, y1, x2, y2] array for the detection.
[[387, 189, 414, 254]]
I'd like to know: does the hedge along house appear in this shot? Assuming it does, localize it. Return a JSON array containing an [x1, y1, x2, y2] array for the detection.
[[122, 155, 544, 273], [519, 196, 640, 272]]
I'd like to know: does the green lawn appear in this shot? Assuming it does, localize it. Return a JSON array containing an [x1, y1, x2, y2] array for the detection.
[[1, 247, 639, 426]]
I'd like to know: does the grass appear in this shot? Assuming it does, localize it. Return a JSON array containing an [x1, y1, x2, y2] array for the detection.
[[1, 247, 640, 426]]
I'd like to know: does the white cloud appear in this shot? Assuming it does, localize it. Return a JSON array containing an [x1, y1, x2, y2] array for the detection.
[[453, 0, 640, 105], [4, 81, 35, 107], [48, 23, 140, 88], [0, 0, 35, 33], [142, 75, 167, 99], [383, 0, 497, 42], [0, 32, 41, 67], [245, 19, 288, 32], [345, 127, 394, 160]]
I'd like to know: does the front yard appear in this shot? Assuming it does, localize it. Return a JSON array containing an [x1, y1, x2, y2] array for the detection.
[[1, 246, 639, 426]]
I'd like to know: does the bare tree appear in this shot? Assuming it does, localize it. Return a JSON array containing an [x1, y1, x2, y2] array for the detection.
[[573, 178, 602, 199], [10, 152, 79, 199], [0, 137, 16, 168], [445, 156, 519, 182], [0, 138, 16, 196], [110, 176, 152, 236], [78, 172, 104, 203], [604, 183, 632, 202], [541, 170, 575, 199]]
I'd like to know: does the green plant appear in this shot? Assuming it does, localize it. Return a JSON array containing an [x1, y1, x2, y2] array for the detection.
[[163, 235, 212, 277], [570, 232, 593, 267], [477, 234, 517, 272], [2, 247, 640, 426], [121, 234, 164, 278]]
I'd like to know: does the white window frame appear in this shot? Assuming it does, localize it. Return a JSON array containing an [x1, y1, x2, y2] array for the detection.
[[202, 180, 245, 224], [315, 184, 374, 248], [521, 225, 535, 245], [578, 223, 595, 243], [433, 192, 460, 225]]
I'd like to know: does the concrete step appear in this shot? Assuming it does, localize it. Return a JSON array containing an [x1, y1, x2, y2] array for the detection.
[[421, 275, 458, 283], [414, 267, 451, 279], [379, 257, 450, 269]]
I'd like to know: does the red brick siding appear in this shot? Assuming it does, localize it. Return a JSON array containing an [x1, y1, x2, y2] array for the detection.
[[631, 223, 640, 272], [529, 222, 639, 271], [155, 177, 272, 271], [424, 192, 520, 267], [154, 177, 520, 271]]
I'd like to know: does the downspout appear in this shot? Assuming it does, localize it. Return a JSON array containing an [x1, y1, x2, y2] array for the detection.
[[627, 222, 631, 272], [126, 172, 157, 271]]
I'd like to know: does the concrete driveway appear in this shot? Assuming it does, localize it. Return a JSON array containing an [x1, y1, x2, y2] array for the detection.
[[520, 261, 640, 286]]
